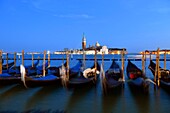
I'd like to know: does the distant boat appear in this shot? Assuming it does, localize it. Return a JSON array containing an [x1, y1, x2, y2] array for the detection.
[[126, 60, 150, 92], [149, 60, 170, 90]]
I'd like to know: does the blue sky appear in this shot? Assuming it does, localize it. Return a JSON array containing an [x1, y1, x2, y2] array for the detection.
[[0, 0, 170, 53]]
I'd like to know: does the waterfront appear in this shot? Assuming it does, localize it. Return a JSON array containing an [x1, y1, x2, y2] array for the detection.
[[0, 54, 170, 113]]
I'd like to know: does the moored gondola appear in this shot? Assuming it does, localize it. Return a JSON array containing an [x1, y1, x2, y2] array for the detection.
[[19, 60, 83, 88], [2, 61, 14, 73], [126, 59, 150, 92], [149, 60, 170, 90], [8, 60, 39, 76], [101, 60, 124, 92], [20, 65, 60, 88], [64, 61, 100, 88]]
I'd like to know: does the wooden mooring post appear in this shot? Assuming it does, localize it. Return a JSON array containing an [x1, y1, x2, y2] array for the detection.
[[48, 52, 50, 67], [66, 50, 69, 79], [164, 50, 166, 70], [121, 49, 125, 81], [43, 50, 46, 77], [6, 53, 9, 69], [32, 53, 34, 67], [22, 50, 24, 65], [0, 50, 2, 74], [155, 48, 160, 88], [14, 52, 16, 67], [94, 48, 97, 81], [142, 52, 145, 75]]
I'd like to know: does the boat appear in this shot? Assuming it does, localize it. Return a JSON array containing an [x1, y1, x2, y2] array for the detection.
[[19, 60, 82, 88], [2, 61, 14, 73], [0, 73, 21, 85], [8, 60, 39, 76], [63, 61, 100, 88], [126, 59, 150, 92], [101, 60, 124, 92], [148, 60, 170, 90], [20, 64, 60, 88], [47, 60, 82, 77]]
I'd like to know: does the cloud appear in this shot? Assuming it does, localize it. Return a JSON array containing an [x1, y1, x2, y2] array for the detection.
[[54, 14, 94, 19]]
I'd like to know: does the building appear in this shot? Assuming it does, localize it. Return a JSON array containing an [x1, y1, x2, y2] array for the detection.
[[140, 49, 170, 55], [82, 34, 86, 50]]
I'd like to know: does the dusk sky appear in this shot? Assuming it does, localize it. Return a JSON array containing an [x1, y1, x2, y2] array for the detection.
[[0, 0, 170, 53]]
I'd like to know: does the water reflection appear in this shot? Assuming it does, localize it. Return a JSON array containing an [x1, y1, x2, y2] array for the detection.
[[65, 86, 97, 113]]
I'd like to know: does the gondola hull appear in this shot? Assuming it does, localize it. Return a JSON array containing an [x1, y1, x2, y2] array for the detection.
[[0, 74, 21, 85], [149, 60, 170, 90], [22, 75, 61, 88]]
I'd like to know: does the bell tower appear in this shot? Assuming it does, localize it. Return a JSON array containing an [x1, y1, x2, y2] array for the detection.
[[82, 33, 86, 50]]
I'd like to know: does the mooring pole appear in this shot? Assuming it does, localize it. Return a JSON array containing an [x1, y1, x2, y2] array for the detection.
[[43, 50, 46, 77], [22, 50, 24, 66], [164, 50, 166, 70], [94, 48, 97, 81], [0, 50, 2, 74], [48, 52, 50, 67], [157, 48, 160, 87], [66, 50, 69, 79], [142, 52, 145, 75], [32, 53, 34, 67], [14, 52, 16, 67], [121, 49, 125, 81], [6, 53, 9, 70]]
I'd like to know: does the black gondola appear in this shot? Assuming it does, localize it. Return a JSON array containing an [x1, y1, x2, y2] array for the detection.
[[2, 61, 14, 73], [126, 59, 150, 92], [8, 60, 39, 76], [101, 60, 124, 91], [65, 61, 100, 88], [148, 60, 170, 90], [20, 60, 83, 88]]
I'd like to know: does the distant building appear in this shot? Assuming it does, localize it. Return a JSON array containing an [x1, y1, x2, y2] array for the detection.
[[82, 34, 86, 50], [54, 36, 127, 54], [140, 49, 170, 54]]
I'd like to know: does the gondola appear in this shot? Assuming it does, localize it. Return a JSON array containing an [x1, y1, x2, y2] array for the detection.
[[126, 59, 150, 92], [20, 65, 60, 88], [8, 60, 40, 76], [148, 60, 170, 90], [2, 61, 14, 73], [0, 73, 21, 85], [64, 61, 100, 88], [101, 60, 124, 91], [20, 60, 82, 88]]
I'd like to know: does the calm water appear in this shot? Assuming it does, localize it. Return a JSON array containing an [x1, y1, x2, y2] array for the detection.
[[1, 54, 170, 113]]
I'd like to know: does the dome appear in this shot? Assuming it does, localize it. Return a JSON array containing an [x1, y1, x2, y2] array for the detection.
[[95, 41, 100, 47]]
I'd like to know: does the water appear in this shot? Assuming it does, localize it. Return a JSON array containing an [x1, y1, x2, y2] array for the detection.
[[1, 54, 170, 113]]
